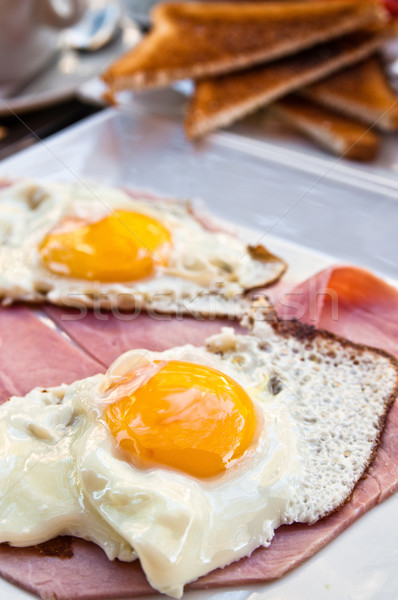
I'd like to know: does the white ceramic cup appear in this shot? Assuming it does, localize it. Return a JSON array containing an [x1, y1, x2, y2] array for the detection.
[[0, 0, 86, 83]]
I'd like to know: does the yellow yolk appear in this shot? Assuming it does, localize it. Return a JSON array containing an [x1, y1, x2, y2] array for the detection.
[[104, 361, 257, 478], [39, 210, 171, 282]]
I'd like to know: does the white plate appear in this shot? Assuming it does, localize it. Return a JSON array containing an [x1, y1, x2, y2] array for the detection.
[[78, 37, 398, 181], [0, 108, 397, 600], [78, 76, 398, 184]]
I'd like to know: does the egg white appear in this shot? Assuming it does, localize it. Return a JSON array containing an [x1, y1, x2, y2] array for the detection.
[[0, 180, 286, 316], [0, 380, 135, 561], [0, 346, 303, 598]]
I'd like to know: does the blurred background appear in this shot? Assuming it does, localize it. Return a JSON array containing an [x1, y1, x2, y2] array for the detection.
[[1, 0, 397, 163]]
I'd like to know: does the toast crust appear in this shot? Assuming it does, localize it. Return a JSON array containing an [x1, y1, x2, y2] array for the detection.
[[103, 1, 385, 91], [303, 56, 398, 132], [185, 28, 390, 138]]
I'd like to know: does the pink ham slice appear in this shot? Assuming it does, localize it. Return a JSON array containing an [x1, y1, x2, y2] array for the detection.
[[43, 308, 242, 367], [41, 280, 290, 368], [0, 306, 102, 405], [0, 265, 397, 599], [275, 265, 398, 357]]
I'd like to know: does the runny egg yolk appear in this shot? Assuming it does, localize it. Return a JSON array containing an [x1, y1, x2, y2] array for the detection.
[[39, 210, 171, 282], [104, 360, 257, 478]]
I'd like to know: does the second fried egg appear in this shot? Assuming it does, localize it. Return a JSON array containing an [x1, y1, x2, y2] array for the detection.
[[0, 180, 286, 315]]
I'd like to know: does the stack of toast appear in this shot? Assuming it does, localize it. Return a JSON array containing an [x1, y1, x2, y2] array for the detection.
[[103, 1, 398, 161]]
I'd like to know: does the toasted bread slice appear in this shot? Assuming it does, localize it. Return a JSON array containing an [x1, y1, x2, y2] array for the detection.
[[302, 56, 398, 132], [103, 1, 385, 92], [271, 96, 380, 161], [185, 27, 390, 139]]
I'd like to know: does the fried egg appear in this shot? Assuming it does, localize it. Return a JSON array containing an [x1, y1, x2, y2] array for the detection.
[[1, 301, 396, 598], [0, 180, 286, 316]]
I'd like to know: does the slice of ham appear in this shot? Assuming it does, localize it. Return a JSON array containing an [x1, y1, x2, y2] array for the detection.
[[41, 281, 287, 368], [275, 265, 398, 357], [0, 265, 397, 600], [0, 306, 102, 405], [43, 308, 243, 367]]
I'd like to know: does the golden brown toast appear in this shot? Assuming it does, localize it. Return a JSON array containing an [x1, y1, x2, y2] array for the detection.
[[271, 96, 380, 161], [302, 56, 398, 132], [102, 1, 385, 92], [185, 27, 390, 139]]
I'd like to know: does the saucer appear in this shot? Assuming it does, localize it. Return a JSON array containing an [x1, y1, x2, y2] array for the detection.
[[0, 22, 141, 117]]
